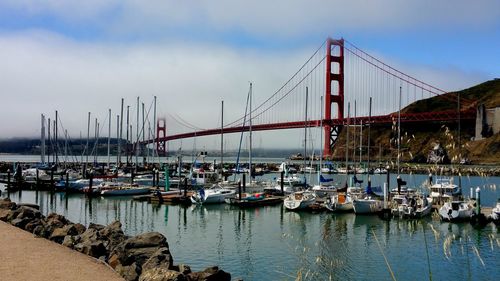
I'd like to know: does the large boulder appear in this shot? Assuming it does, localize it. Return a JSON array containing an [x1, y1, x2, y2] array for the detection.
[[99, 220, 127, 252], [141, 247, 174, 272], [186, 266, 231, 281], [24, 218, 44, 233], [16, 205, 42, 220], [115, 262, 140, 281], [139, 268, 187, 281], [0, 198, 17, 210], [0, 208, 16, 222], [73, 228, 107, 258], [109, 232, 169, 280], [50, 224, 79, 244]]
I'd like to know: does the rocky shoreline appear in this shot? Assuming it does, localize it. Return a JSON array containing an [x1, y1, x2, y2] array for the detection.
[[0, 198, 232, 281]]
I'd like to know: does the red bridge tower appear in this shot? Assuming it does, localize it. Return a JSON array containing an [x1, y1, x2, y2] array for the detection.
[[324, 38, 345, 157]]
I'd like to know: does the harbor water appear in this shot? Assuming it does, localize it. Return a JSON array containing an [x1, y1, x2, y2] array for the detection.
[[1, 171, 499, 281]]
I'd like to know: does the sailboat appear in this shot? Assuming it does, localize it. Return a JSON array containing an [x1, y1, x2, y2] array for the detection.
[[311, 95, 337, 197], [284, 190, 317, 210]]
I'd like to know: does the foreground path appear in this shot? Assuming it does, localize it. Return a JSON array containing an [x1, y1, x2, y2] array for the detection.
[[0, 221, 124, 281]]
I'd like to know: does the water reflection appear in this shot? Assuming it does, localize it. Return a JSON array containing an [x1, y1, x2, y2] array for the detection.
[[1, 186, 498, 281]]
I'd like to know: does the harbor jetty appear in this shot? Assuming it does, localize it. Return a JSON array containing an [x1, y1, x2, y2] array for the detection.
[[0, 198, 232, 281]]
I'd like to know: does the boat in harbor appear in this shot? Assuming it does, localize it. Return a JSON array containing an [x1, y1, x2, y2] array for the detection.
[[489, 200, 500, 224], [283, 190, 317, 210], [325, 191, 355, 212], [429, 177, 461, 205], [225, 192, 283, 207], [353, 196, 383, 214], [100, 184, 152, 196], [438, 200, 474, 222], [190, 186, 235, 204]]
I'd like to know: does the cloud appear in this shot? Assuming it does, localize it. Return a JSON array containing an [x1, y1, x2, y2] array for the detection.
[[2, 0, 499, 39], [0, 31, 491, 150]]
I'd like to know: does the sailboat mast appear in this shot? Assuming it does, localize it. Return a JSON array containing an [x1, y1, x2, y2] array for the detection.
[[116, 114, 119, 165], [41, 114, 45, 164], [55, 110, 58, 166], [119, 98, 124, 166], [249, 83, 253, 181], [346, 103, 350, 175], [153, 96, 157, 164], [304, 87, 308, 187], [64, 129, 68, 168], [397, 86, 402, 175], [318, 96, 323, 184], [142, 102, 145, 164], [367, 97, 372, 174], [353, 100, 357, 173], [126, 106, 130, 165], [359, 120, 363, 171], [220, 100, 224, 177], [107, 108, 111, 168], [86, 112, 90, 165], [136, 97, 139, 168]]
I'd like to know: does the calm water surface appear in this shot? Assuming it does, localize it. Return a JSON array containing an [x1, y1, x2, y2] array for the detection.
[[1, 173, 499, 281]]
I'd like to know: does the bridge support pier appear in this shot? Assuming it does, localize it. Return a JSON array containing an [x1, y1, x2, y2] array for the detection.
[[156, 118, 166, 156], [324, 38, 344, 158]]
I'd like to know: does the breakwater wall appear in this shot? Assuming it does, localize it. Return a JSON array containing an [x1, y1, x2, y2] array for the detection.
[[0, 198, 233, 281]]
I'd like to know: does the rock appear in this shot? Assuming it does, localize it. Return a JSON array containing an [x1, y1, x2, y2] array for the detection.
[[50, 224, 79, 244], [24, 218, 44, 233], [74, 240, 107, 258], [17, 203, 40, 210], [139, 268, 187, 281], [111, 232, 168, 268], [42, 213, 71, 238], [10, 217, 32, 229], [0, 208, 15, 222], [141, 247, 174, 272], [16, 206, 42, 220], [88, 222, 105, 231], [116, 262, 140, 281], [0, 198, 17, 210], [186, 266, 231, 281], [176, 264, 192, 275], [74, 223, 87, 235], [99, 220, 126, 252], [124, 232, 168, 249], [62, 235, 77, 249]]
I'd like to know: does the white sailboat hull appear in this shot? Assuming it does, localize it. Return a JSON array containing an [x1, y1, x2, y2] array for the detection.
[[353, 198, 383, 214]]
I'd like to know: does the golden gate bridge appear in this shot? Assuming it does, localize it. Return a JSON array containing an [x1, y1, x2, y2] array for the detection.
[[146, 37, 476, 158]]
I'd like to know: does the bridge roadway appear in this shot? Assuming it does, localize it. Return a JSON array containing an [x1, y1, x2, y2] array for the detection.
[[143, 108, 475, 144]]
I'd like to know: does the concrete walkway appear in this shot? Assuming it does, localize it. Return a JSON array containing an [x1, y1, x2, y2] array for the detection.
[[0, 221, 124, 281]]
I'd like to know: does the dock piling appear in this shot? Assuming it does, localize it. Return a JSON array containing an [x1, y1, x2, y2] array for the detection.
[[242, 174, 246, 193], [280, 171, 284, 195]]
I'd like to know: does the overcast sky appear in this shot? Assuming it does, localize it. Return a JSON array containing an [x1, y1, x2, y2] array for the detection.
[[0, 0, 498, 151]]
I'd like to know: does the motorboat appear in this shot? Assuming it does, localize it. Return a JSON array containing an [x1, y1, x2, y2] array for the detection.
[[429, 177, 461, 205], [283, 190, 317, 210], [438, 200, 473, 222], [190, 186, 236, 204], [488, 200, 500, 224], [100, 184, 151, 196]]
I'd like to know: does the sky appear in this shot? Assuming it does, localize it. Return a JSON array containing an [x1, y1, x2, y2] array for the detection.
[[0, 0, 499, 151]]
